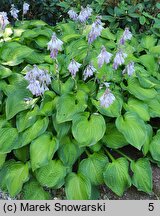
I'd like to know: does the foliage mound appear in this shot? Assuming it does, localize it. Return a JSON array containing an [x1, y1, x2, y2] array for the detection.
[[0, 4, 160, 200]]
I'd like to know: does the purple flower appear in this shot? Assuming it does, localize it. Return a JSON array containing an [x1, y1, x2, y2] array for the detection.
[[83, 63, 96, 80], [88, 17, 104, 44], [10, 4, 19, 20], [122, 62, 135, 76], [23, 2, 30, 15], [99, 88, 115, 108], [78, 6, 92, 23], [47, 33, 63, 59], [25, 65, 51, 96], [68, 10, 78, 21], [0, 12, 9, 30], [68, 59, 81, 78], [97, 46, 112, 68], [120, 28, 132, 45], [113, 50, 127, 70]]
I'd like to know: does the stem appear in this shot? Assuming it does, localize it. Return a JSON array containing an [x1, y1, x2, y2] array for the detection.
[[73, 77, 78, 91], [115, 149, 133, 162], [104, 148, 115, 162], [85, 149, 91, 157], [54, 58, 61, 94], [83, 44, 92, 66]]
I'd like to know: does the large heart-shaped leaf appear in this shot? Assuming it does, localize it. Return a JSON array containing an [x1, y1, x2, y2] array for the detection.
[[142, 124, 153, 156], [78, 153, 108, 185], [22, 179, 51, 200], [72, 112, 106, 146], [0, 128, 18, 153], [30, 133, 59, 171], [58, 136, 84, 167], [0, 65, 12, 79], [127, 77, 157, 101], [147, 96, 160, 118], [102, 123, 128, 149], [103, 157, 131, 196], [124, 98, 150, 121], [6, 80, 32, 120], [1, 42, 33, 66], [65, 172, 91, 200], [150, 130, 160, 161], [130, 158, 152, 193], [35, 160, 67, 188], [5, 162, 29, 197], [116, 112, 148, 150], [56, 91, 88, 123], [0, 153, 6, 168], [92, 91, 123, 117], [139, 54, 158, 75], [15, 117, 49, 149], [16, 106, 39, 132], [52, 114, 71, 139]]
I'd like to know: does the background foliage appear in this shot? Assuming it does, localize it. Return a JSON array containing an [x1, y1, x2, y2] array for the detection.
[[0, 0, 160, 32]]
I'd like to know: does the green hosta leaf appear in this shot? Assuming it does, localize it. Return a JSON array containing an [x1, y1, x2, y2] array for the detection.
[[1, 42, 33, 66], [124, 98, 150, 121], [79, 153, 108, 185], [0, 65, 12, 79], [147, 97, 160, 118], [72, 112, 106, 146], [39, 91, 56, 116], [5, 162, 29, 197], [101, 28, 116, 40], [15, 117, 49, 148], [116, 112, 148, 150], [25, 51, 45, 64], [52, 114, 71, 139], [142, 124, 153, 156], [16, 106, 39, 132], [89, 142, 102, 152], [0, 128, 18, 153], [35, 36, 49, 48], [0, 160, 15, 191], [23, 179, 51, 200], [150, 46, 160, 55], [137, 76, 157, 89], [6, 80, 32, 120], [139, 16, 146, 25], [35, 160, 67, 188], [131, 158, 152, 193], [62, 34, 81, 43], [103, 158, 131, 196], [0, 153, 6, 168], [30, 133, 59, 171], [13, 146, 29, 162], [61, 77, 75, 94], [102, 123, 128, 149], [141, 35, 157, 51], [127, 77, 157, 101], [139, 55, 158, 75], [65, 172, 91, 200], [150, 130, 160, 161], [92, 91, 123, 117], [58, 136, 84, 167], [56, 91, 88, 123], [22, 27, 52, 39]]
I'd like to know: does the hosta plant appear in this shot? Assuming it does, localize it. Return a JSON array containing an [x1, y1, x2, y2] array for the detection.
[[0, 5, 160, 200]]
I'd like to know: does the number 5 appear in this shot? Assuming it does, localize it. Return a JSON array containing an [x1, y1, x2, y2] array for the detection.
[[148, 203, 154, 211]]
